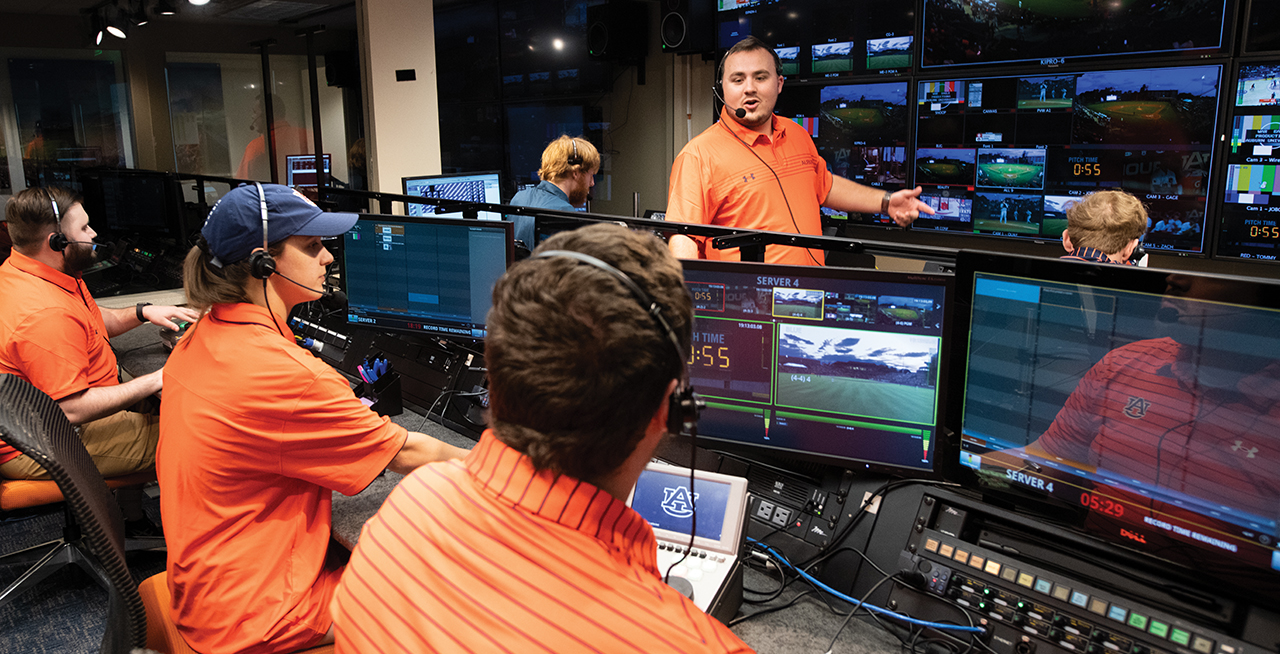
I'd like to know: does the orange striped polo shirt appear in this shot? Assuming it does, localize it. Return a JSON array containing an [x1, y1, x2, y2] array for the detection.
[[332, 430, 754, 653]]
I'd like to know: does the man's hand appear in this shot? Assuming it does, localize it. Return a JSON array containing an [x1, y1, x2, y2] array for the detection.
[[886, 187, 935, 228], [143, 305, 202, 331]]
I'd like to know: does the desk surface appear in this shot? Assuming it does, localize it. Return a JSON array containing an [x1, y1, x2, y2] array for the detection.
[[112, 306, 905, 654]]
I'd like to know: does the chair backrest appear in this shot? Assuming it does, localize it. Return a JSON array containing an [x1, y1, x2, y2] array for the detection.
[[0, 374, 146, 652]]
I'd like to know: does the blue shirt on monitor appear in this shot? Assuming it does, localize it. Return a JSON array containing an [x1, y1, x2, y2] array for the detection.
[[507, 180, 573, 247]]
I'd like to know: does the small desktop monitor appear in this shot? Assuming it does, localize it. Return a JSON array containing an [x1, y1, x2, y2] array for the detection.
[[628, 462, 748, 552], [285, 154, 331, 188], [680, 259, 952, 475], [79, 168, 185, 239], [951, 250, 1280, 605], [402, 171, 503, 221], [342, 214, 513, 340]]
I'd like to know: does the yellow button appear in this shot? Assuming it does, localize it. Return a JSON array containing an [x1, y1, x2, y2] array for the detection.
[[939, 543, 955, 558], [1001, 566, 1019, 582], [984, 560, 1002, 576], [1052, 585, 1071, 601], [969, 554, 985, 569], [925, 538, 940, 553], [954, 549, 970, 564], [1017, 572, 1035, 588], [1089, 598, 1108, 615]]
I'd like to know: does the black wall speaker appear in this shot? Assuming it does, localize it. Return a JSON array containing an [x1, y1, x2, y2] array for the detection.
[[660, 0, 715, 55], [587, 0, 649, 61]]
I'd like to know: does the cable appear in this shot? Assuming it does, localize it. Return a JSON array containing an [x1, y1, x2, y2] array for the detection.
[[415, 388, 487, 432], [826, 571, 901, 654], [746, 539, 984, 634], [728, 589, 816, 627]]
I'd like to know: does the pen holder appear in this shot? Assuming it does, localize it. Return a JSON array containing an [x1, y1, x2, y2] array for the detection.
[[355, 370, 403, 417]]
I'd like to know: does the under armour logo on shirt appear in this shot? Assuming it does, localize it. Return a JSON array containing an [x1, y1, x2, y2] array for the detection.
[[1232, 440, 1259, 459], [742, 173, 756, 184], [1123, 396, 1150, 419]]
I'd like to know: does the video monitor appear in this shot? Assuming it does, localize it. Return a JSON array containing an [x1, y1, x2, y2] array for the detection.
[[402, 171, 503, 221], [79, 168, 184, 239], [913, 64, 1223, 255], [716, 0, 914, 79], [1214, 60, 1280, 263], [776, 80, 910, 227], [1243, 0, 1280, 54], [951, 250, 1280, 605], [343, 215, 513, 340], [285, 154, 331, 188], [681, 259, 952, 475], [921, 0, 1235, 69]]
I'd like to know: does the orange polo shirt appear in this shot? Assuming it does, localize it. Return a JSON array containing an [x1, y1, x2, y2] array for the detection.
[[159, 302, 405, 654], [0, 251, 118, 463], [667, 108, 833, 266], [332, 430, 754, 654]]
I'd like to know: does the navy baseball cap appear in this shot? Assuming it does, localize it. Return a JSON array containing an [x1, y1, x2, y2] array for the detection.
[[202, 183, 358, 267]]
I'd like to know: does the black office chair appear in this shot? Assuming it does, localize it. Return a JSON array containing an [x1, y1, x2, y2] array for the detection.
[[0, 374, 146, 653]]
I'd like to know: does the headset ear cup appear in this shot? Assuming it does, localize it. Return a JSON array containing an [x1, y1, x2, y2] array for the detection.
[[250, 250, 276, 280], [49, 232, 68, 252], [667, 387, 700, 435]]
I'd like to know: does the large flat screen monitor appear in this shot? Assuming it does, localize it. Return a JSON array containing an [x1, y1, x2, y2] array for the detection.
[[343, 215, 513, 340], [775, 79, 910, 227], [79, 168, 185, 240], [1214, 59, 1280, 263], [912, 64, 1223, 256], [951, 250, 1280, 604], [716, 0, 914, 79], [681, 259, 952, 475], [921, 0, 1235, 69], [402, 171, 503, 221]]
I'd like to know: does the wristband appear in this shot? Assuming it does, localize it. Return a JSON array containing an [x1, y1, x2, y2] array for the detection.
[[136, 302, 152, 323], [880, 190, 892, 216]]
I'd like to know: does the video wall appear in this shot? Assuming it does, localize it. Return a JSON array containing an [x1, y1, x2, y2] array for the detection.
[[701, 0, 1280, 263]]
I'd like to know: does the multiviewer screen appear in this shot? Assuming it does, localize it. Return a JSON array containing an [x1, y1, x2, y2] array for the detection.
[[343, 216, 511, 340], [681, 260, 950, 473]]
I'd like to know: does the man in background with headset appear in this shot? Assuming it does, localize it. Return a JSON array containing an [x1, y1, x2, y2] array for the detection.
[[333, 223, 752, 653], [667, 36, 933, 266], [506, 135, 600, 248], [158, 183, 468, 653], [0, 187, 196, 530]]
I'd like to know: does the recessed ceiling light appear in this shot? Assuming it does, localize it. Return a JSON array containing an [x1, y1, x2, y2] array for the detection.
[[189, 0, 210, 6]]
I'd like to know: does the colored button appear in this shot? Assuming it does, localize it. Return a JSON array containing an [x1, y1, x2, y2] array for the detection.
[[1017, 572, 1036, 588], [1070, 591, 1089, 608], [1034, 578, 1053, 594], [1148, 620, 1169, 639], [925, 538, 940, 553], [1170, 628, 1191, 646], [1053, 584, 1072, 602], [1191, 636, 1214, 653], [1108, 605, 1128, 622], [954, 549, 970, 564], [939, 544, 955, 558], [1127, 613, 1148, 630], [970, 554, 985, 569], [985, 560, 1002, 576], [1088, 598, 1108, 615], [1002, 566, 1019, 582]]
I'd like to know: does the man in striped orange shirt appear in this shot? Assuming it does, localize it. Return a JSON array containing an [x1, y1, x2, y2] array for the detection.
[[332, 224, 753, 653]]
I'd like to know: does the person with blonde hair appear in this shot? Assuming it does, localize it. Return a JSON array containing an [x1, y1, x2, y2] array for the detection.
[[506, 135, 600, 246], [1061, 189, 1148, 264]]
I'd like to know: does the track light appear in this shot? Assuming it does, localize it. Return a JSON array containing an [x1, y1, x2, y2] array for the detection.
[[188, 0, 210, 6], [91, 10, 106, 45], [105, 6, 129, 39], [131, 1, 149, 26], [155, 0, 178, 15]]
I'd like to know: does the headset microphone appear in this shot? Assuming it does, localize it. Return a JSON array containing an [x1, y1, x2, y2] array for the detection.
[[710, 83, 748, 119]]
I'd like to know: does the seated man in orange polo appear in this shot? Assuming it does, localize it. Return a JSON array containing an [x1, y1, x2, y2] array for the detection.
[[333, 224, 753, 653], [0, 187, 197, 528]]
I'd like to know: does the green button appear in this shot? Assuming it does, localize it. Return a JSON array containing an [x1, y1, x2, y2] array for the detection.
[[1149, 620, 1169, 638], [1170, 628, 1192, 646], [1128, 613, 1149, 630]]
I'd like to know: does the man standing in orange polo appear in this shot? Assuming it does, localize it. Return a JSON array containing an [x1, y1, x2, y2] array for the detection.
[[0, 187, 197, 526], [667, 36, 933, 266]]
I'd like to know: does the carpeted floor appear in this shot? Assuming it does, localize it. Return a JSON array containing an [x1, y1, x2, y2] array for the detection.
[[0, 497, 165, 654]]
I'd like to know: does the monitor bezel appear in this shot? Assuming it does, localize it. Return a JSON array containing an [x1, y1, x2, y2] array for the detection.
[[341, 212, 514, 343], [679, 258, 955, 479]]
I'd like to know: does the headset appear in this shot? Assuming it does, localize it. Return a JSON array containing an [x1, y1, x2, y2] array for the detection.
[[45, 190, 105, 255], [567, 138, 583, 167], [245, 182, 332, 296], [711, 50, 747, 119], [531, 249, 702, 436]]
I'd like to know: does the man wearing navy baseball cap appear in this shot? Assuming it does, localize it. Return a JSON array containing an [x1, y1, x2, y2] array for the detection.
[[155, 183, 470, 654]]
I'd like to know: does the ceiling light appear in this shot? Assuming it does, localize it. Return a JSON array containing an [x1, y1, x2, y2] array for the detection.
[[155, 0, 178, 15], [188, 0, 210, 6], [91, 11, 105, 45], [106, 7, 129, 39], [131, 2, 150, 26]]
